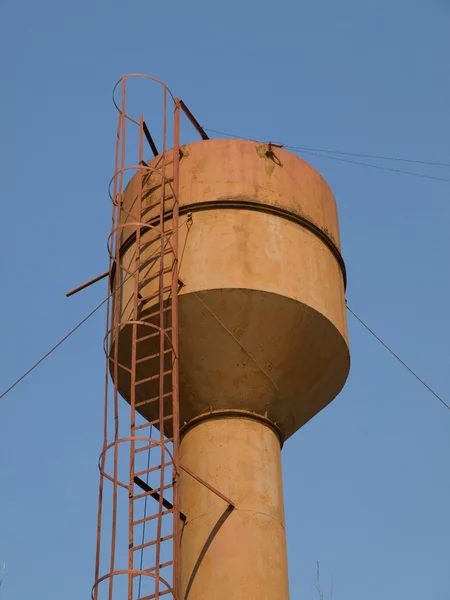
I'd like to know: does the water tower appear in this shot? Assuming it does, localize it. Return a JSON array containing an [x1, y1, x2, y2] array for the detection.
[[92, 74, 349, 600]]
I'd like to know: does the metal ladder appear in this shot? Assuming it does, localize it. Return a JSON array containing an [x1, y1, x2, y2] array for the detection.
[[92, 74, 233, 600], [93, 75, 181, 600]]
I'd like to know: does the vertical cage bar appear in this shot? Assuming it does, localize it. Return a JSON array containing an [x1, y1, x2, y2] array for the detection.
[[171, 99, 181, 600], [109, 77, 127, 600], [154, 84, 169, 600]]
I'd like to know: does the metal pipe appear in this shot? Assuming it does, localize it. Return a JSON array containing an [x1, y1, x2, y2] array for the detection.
[[65, 270, 109, 297]]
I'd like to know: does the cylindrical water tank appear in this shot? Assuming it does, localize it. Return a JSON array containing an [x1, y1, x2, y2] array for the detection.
[[112, 138, 349, 439], [111, 138, 350, 599]]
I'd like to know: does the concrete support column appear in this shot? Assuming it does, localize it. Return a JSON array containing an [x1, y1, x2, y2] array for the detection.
[[179, 415, 290, 600]]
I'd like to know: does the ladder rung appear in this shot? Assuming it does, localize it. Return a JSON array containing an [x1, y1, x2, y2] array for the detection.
[[133, 507, 185, 526], [147, 414, 173, 427], [134, 460, 173, 479], [142, 168, 174, 183], [136, 243, 173, 258], [137, 252, 164, 271], [139, 208, 161, 224], [135, 396, 158, 409], [143, 189, 174, 201], [136, 304, 172, 323], [133, 481, 173, 502], [136, 328, 172, 344], [138, 287, 173, 308], [148, 560, 174, 572], [133, 477, 176, 513], [138, 266, 173, 288], [134, 420, 154, 431], [135, 396, 160, 409], [134, 415, 173, 430], [139, 300, 172, 321], [141, 198, 172, 213], [133, 507, 173, 527], [135, 438, 173, 454], [135, 392, 172, 411], [135, 347, 172, 365], [137, 257, 172, 272], [135, 441, 160, 454], [142, 173, 174, 190], [135, 368, 172, 387], [134, 560, 174, 577], [133, 533, 175, 552], [132, 406, 173, 420], [140, 201, 174, 218], [136, 231, 172, 245]]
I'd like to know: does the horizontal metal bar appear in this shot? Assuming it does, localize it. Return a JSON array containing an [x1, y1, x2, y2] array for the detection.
[[135, 368, 172, 387], [138, 287, 173, 307], [133, 533, 175, 552], [134, 415, 173, 431], [138, 266, 173, 288], [134, 460, 173, 478], [133, 507, 173, 527], [147, 414, 173, 426], [144, 560, 174, 573], [136, 242, 173, 256], [65, 270, 109, 297], [134, 420, 155, 432], [136, 301, 172, 317], [135, 442, 160, 454], [135, 392, 172, 411], [136, 327, 172, 344], [141, 202, 174, 220], [135, 438, 173, 454], [135, 347, 172, 365]]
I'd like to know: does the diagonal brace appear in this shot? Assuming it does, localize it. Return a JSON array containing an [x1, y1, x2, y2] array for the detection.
[[180, 464, 235, 511]]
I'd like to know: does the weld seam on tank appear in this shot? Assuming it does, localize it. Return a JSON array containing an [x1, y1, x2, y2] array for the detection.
[[181, 508, 286, 530], [180, 408, 285, 447], [230, 509, 286, 530], [112, 199, 347, 289]]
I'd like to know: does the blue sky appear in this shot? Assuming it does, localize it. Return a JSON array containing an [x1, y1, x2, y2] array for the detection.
[[0, 0, 449, 598]]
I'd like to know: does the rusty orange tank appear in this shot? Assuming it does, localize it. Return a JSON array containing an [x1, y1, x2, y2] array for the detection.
[[111, 137, 350, 600]]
